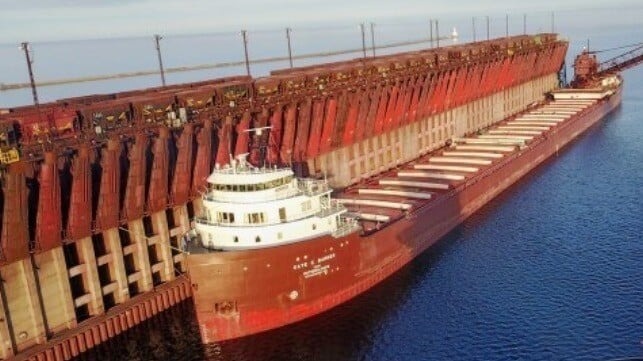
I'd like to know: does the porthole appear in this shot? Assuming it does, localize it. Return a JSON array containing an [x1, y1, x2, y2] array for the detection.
[[233, 236, 239, 243], [312, 224, 317, 230], [255, 236, 261, 243]]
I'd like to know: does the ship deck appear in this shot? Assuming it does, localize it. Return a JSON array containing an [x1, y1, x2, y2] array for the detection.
[[336, 98, 599, 234]]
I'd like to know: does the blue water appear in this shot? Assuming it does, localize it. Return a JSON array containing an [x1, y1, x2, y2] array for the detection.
[[3, 7, 641, 361]]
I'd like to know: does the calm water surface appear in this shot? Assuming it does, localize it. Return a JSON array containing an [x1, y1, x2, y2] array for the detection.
[[2, 8, 640, 361]]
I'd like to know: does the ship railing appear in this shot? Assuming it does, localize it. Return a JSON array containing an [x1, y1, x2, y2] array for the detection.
[[315, 201, 346, 218], [332, 218, 361, 238], [297, 178, 330, 196], [203, 186, 302, 203]]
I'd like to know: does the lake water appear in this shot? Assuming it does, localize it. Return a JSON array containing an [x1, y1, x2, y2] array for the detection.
[[1, 7, 641, 361]]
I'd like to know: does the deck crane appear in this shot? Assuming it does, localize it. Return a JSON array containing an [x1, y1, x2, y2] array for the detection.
[[572, 42, 643, 87]]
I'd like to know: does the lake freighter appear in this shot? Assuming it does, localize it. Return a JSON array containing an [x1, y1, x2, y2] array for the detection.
[[188, 60, 624, 342]]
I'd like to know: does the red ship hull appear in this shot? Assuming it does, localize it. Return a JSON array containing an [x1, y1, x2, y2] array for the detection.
[[187, 87, 621, 343]]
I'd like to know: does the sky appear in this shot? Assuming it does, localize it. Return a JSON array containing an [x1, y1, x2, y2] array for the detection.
[[0, 0, 642, 43]]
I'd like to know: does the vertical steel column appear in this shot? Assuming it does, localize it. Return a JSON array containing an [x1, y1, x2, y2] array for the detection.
[[307, 98, 326, 159], [319, 97, 338, 152], [234, 111, 252, 156], [266, 107, 283, 165], [191, 118, 213, 196], [215, 119, 232, 166], [486, 16, 490, 40], [66, 145, 92, 240], [0, 163, 30, 263], [20, 42, 39, 106], [154, 34, 166, 87], [121, 134, 147, 222], [146, 128, 169, 214], [436, 20, 440, 48], [35, 152, 62, 252], [280, 104, 297, 165], [293, 99, 312, 162], [170, 124, 194, 206], [342, 90, 362, 144], [94, 138, 121, 232], [523, 14, 527, 35]]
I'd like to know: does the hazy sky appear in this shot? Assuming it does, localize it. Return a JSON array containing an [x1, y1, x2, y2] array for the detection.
[[0, 0, 640, 43]]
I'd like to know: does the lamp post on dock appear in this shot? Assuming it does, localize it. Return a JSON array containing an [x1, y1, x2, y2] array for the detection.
[[435, 19, 440, 48], [153, 34, 166, 87], [429, 19, 434, 47], [359, 23, 367, 59], [506, 14, 509, 37], [486, 16, 490, 40], [523, 14, 527, 35], [370, 22, 376, 57], [20, 42, 39, 107], [472, 17, 476, 42], [241, 30, 251, 76], [286, 27, 293, 68]]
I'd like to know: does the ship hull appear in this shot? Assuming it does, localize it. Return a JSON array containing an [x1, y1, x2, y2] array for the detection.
[[187, 87, 621, 343]]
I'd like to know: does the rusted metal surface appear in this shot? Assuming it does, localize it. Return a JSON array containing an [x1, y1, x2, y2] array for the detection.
[[34, 152, 63, 252], [65, 145, 92, 240]]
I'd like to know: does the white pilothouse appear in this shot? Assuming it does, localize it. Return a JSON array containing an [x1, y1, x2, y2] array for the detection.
[[194, 154, 358, 250]]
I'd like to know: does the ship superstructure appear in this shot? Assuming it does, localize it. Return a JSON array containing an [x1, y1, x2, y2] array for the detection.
[[194, 154, 357, 250]]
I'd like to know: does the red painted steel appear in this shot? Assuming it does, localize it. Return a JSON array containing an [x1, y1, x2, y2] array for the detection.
[[121, 134, 148, 222], [234, 111, 252, 157], [446, 66, 466, 108], [399, 77, 415, 125], [406, 76, 422, 123], [318, 97, 337, 154], [146, 128, 169, 214], [279, 103, 297, 164], [307, 98, 326, 158], [390, 80, 406, 128], [416, 73, 435, 119], [35, 152, 63, 252], [353, 90, 371, 142], [170, 123, 194, 206], [215, 118, 233, 166], [293, 99, 312, 162], [383, 83, 400, 132], [266, 106, 283, 165], [320, 98, 338, 153], [94, 138, 121, 231], [191, 118, 213, 196], [0, 163, 30, 263], [373, 86, 389, 135], [342, 90, 362, 145], [66, 145, 92, 240], [330, 91, 350, 149], [362, 86, 381, 139], [249, 109, 270, 165]]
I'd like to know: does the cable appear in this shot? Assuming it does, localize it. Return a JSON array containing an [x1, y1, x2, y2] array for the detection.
[[590, 41, 643, 54]]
